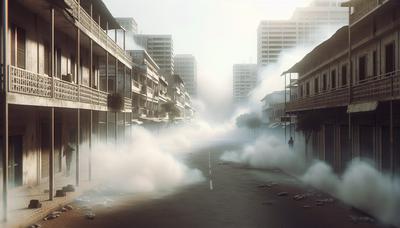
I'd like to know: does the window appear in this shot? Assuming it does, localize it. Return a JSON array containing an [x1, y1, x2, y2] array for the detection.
[[331, 69, 336, 89], [56, 48, 62, 78], [322, 73, 327, 91], [299, 84, 303, 98], [306, 82, 310, 96], [44, 42, 50, 75], [314, 77, 319, 94], [341, 65, 347, 86], [11, 26, 26, 69], [358, 56, 367, 81], [373, 50, 377, 76], [385, 43, 395, 74]]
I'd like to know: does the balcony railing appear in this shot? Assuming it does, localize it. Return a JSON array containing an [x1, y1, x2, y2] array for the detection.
[[9, 65, 108, 108], [65, 0, 132, 65], [286, 70, 400, 112], [124, 97, 132, 111]]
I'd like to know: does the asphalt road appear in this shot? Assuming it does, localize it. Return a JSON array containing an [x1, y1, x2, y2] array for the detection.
[[37, 144, 388, 228]]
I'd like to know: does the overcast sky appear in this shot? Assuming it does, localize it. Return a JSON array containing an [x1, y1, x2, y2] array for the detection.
[[103, 0, 312, 120]]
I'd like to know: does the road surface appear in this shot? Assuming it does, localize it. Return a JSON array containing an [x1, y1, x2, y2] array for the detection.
[[36, 144, 387, 228]]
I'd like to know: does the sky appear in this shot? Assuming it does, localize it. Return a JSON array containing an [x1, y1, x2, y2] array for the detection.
[[103, 0, 312, 121]]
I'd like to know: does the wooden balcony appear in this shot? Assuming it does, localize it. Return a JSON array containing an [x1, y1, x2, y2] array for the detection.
[[286, 71, 400, 112], [8, 65, 109, 111], [132, 80, 142, 94], [65, 0, 132, 68], [123, 97, 132, 113]]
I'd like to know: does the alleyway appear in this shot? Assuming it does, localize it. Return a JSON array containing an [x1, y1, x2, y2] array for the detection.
[[34, 144, 388, 228]]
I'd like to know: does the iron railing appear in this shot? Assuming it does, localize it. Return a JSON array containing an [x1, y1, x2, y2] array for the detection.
[[9, 66, 110, 108], [286, 70, 400, 112]]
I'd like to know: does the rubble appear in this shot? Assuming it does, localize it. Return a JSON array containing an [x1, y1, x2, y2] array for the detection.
[[55, 189, 66, 197], [62, 184, 76, 192], [65, 205, 74, 210], [257, 182, 277, 189], [277, 192, 289, 197], [302, 205, 312, 209], [28, 224, 41, 228], [43, 211, 61, 221], [86, 211, 96, 220], [28, 200, 42, 209], [293, 194, 306, 201], [349, 215, 375, 224]]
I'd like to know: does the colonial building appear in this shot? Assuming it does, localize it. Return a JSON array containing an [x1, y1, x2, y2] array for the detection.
[[284, 0, 400, 175], [0, 0, 135, 218]]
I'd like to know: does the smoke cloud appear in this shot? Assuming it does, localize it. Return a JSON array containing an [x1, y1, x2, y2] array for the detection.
[[221, 133, 400, 227]]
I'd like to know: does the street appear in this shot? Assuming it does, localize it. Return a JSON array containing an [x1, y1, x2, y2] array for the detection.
[[35, 144, 387, 228]]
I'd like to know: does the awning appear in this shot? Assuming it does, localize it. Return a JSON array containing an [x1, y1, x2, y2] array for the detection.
[[347, 101, 378, 113]]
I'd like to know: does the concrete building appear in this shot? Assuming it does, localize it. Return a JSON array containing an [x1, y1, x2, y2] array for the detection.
[[174, 54, 197, 98], [257, 0, 348, 66], [284, 0, 400, 175], [134, 34, 174, 78], [115, 17, 138, 34], [0, 0, 135, 218], [233, 64, 258, 103]]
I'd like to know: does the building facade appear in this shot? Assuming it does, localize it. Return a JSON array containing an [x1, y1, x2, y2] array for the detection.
[[285, 0, 400, 175], [233, 64, 258, 103], [174, 54, 197, 98], [134, 34, 174, 78], [0, 0, 143, 219], [257, 0, 348, 66]]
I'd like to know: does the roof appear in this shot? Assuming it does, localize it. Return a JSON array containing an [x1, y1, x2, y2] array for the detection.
[[283, 26, 348, 75], [80, 0, 121, 29]]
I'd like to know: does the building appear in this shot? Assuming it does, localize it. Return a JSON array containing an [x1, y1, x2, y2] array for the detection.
[[284, 0, 400, 175], [134, 34, 174, 78], [174, 54, 197, 98], [257, 0, 348, 66], [261, 91, 287, 124], [115, 17, 138, 34], [233, 64, 258, 103], [0, 0, 135, 218], [129, 50, 161, 120]]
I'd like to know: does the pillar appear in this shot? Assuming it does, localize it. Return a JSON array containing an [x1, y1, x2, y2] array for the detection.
[[49, 7, 55, 201], [89, 110, 92, 181], [2, 0, 9, 221], [76, 109, 80, 186]]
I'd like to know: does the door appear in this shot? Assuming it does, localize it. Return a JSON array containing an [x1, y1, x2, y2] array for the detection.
[[0, 136, 23, 187]]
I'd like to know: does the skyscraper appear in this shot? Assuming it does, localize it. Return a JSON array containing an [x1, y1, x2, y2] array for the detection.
[[134, 34, 174, 78], [257, 0, 348, 66], [174, 54, 197, 97], [233, 64, 258, 103]]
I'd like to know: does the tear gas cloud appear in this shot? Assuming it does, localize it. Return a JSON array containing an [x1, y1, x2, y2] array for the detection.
[[220, 134, 400, 226], [91, 120, 252, 193]]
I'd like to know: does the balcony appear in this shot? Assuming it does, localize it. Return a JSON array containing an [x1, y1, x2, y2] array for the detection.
[[123, 97, 132, 112], [8, 65, 109, 111], [147, 87, 155, 98], [65, 0, 132, 67], [132, 80, 142, 94], [286, 71, 400, 112]]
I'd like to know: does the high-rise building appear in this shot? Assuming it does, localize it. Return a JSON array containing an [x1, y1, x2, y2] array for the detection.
[[233, 64, 258, 103], [134, 34, 174, 78], [257, 0, 348, 66], [174, 54, 197, 97], [115, 17, 138, 34]]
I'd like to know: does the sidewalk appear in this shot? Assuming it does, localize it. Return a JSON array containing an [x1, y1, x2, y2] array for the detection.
[[1, 175, 96, 228]]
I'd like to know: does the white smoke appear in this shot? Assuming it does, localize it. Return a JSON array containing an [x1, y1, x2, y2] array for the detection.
[[221, 133, 400, 227]]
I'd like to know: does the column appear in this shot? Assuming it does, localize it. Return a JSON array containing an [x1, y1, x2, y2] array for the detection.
[[106, 52, 109, 143], [89, 110, 92, 181], [49, 7, 55, 201], [2, 0, 9, 221], [76, 26, 81, 186]]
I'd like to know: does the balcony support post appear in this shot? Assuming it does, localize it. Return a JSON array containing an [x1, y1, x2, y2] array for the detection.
[[90, 39, 93, 88], [76, 109, 80, 187], [106, 52, 109, 143], [2, 0, 9, 221], [390, 78, 394, 176], [347, 5, 353, 159], [115, 60, 118, 144], [284, 73, 287, 142], [89, 110, 92, 181], [49, 7, 55, 201]]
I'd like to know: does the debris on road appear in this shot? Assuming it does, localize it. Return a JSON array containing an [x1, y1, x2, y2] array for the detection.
[[85, 211, 96, 220], [302, 205, 312, 209], [349, 215, 375, 224], [43, 211, 61, 221], [277, 192, 289, 197], [28, 199, 42, 209], [65, 205, 74, 210], [257, 182, 277, 189], [28, 224, 41, 228], [293, 194, 306, 201]]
